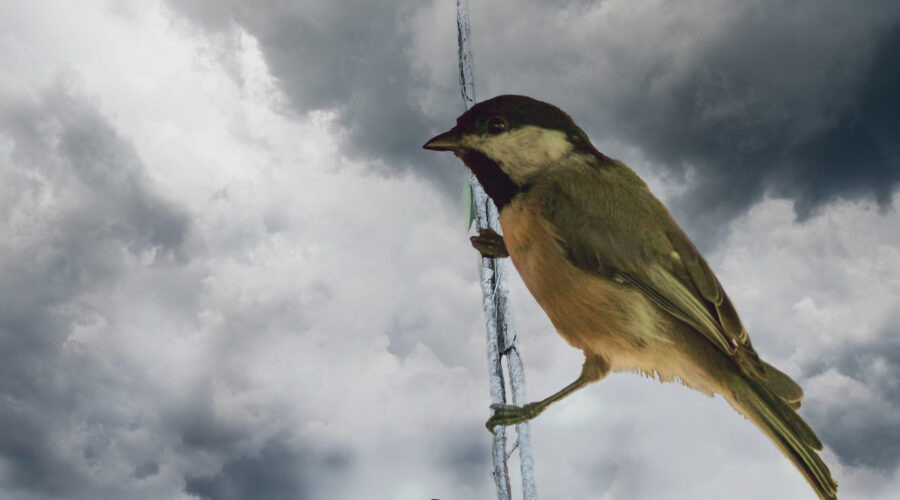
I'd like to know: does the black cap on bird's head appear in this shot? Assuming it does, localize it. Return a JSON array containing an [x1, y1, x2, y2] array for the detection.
[[424, 95, 605, 209], [423, 95, 593, 153]]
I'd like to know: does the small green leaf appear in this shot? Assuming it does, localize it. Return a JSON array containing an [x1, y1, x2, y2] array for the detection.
[[463, 180, 475, 231]]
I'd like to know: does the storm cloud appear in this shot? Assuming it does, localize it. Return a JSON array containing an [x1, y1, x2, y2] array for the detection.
[[0, 77, 355, 498], [163, 0, 467, 190], [184, 438, 350, 500], [0, 79, 189, 497], [1, 1, 899, 499], [166, 0, 900, 239]]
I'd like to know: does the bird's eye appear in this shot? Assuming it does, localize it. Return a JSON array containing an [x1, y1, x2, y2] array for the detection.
[[487, 117, 508, 134]]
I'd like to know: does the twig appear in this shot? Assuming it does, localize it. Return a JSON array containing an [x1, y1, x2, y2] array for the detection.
[[455, 2, 536, 499]]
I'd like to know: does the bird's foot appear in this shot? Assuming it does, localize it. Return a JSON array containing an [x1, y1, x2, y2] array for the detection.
[[470, 229, 509, 258], [485, 402, 543, 433]]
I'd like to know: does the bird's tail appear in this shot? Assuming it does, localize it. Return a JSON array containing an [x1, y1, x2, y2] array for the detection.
[[730, 374, 838, 500]]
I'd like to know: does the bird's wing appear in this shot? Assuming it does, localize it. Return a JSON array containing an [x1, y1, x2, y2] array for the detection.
[[542, 169, 765, 376], [624, 225, 764, 375]]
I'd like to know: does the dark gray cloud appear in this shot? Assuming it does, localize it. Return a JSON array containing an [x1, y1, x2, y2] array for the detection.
[[779, 25, 900, 216], [618, 16, 900, 235], [164, 0, 900, 246], [0, 79, 191, 497], [0, 407, 87, 496], [0, 78, 355, 499], [184, 438, 351, 500], [163, 0, 467, 192], [134, 461, 160, 479], [167, 383, 246, 453], [432, 426, 492, 494], [466, 0, 900, 245], [803, 332, 900, 470]]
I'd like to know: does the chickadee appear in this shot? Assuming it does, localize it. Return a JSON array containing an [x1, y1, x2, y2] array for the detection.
[[424, 95, 837, 500]]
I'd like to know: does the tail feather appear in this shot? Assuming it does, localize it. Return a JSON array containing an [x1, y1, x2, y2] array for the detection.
[[755, 370, 822, 450], [732, 377, 838, 500], [761, 360, 804, 409]]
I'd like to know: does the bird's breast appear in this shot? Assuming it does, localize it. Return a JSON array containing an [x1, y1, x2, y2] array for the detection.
[[498, 197, 662, 354]]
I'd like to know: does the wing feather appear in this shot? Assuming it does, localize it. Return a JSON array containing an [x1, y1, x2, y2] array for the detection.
[[542, 165, 764, 376]]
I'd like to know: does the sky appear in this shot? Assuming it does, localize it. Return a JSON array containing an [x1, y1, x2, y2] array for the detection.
[[0, 1, 899, 499]]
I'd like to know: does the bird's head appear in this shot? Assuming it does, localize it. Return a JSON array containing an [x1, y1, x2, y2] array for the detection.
[[423, 95, 598, 187]]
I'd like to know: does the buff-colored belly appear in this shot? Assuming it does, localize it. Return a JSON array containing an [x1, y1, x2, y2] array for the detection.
[[498, 200, 720, 395]]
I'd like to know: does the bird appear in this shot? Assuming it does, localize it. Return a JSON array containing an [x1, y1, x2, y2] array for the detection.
[[423, 95, 838, 500]]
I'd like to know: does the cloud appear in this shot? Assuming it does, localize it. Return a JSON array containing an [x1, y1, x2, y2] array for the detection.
[[2, 2, 899, 499], [803, 337, 900, 471], [457, 0, 900, 244], [0, 20, 492, 496], [779, 24, 900, 216], [166, 0, 900, 246], [0, 75, 361, 499], [162, 0, 468, 192], [134, 461, 160, 479], [713, 194, 900, 476], [0, 78, 191, 498], [184, 438, 350, 500]]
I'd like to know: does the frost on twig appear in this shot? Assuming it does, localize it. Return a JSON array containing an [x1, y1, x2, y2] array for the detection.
[[455, 1, 536, 499]]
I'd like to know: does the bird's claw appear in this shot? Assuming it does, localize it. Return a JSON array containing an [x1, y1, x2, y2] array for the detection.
[[470, 229, 509, 258], [485, 402, 543, 433]]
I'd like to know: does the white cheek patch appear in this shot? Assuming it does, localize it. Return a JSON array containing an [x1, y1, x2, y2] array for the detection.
[[475, 126, 574, 183], [526, 127, 573, 161]]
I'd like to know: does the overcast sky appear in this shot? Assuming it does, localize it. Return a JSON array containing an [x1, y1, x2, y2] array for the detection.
[[1, 1, 899, 499]]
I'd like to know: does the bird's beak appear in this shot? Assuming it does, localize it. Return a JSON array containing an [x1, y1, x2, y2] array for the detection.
[[423, 127, 463, 152]]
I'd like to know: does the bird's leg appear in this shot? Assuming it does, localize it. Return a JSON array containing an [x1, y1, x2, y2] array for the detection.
[[486, 354, 610, 433], [470, 228, 509, 258]]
